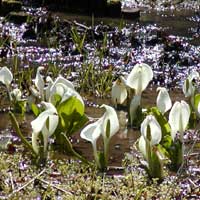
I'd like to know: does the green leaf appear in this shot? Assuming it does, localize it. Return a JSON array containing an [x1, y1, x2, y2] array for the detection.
[[51, 94, 62, 107], [56, 96, 87, 136], [31, 103, 40, 117], [68, 114, 88, 135], [194, 94, 200, 111]]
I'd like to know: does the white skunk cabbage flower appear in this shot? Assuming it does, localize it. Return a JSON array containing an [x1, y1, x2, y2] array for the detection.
[[111, 77, 127, 106], [141, 115, 162, 146], [126, 63, 153, 95], [44, 76, 54, 101], [138, 115, 162, 159], [169, 101, 190, 141], [31, 102, 58, 154], [10, 88, 22, 101], [100, 104, 120, 139], [156, 87, 172, 114], [35, 67, 45, 100], [0, 66, 13, 88], [49, 79, 84, 106], [183, 71, 199, 98], [50, 76, 74, 92], [129, 95, 141, 125], [50, 82, 84, 106], [80, 120, 101, 160], [81, 104, 119, 144], [80, 104, 119, 164]]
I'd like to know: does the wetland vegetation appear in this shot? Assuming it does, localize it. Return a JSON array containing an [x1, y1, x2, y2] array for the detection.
[[0, 0, 200, 199]]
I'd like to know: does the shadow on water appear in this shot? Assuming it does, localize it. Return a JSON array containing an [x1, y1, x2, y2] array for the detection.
[[140, 9, 200, 46], [54, 9, 200, 45]]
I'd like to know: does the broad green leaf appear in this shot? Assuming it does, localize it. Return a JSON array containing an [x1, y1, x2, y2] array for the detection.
[[68, 114, 88, 135], [56, 96, 86, 136], [58, 96, 84, 117], [160, 135, 172, 150]]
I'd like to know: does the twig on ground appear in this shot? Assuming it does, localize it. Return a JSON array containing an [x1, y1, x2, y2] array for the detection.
[[8, 167, 46, 198], [38, 178, 73, 196]]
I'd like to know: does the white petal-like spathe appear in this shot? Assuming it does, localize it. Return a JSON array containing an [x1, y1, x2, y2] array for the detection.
[[31, 111, 50, 134], [188, 71, 199, 80], [179, 101, 190, 132], [129, 95, 141, 125], [42, 101, 57, 113], [35, 67, 45, 99], [111, 79, 127, 105], [141, 115, 162, 146], [52, 83, 66, 97], [80, 119, 102, 152], [50, 76, 74, 92], [49, 82, 84, 106], [46, 114, 59, 136], [11, 88, 22, 101], [100, 104, 119, 139], [169, 101, 190, 140], [182, 79, 195, 98], [31, 102, 58, 137], [156, 87, 172, 114], [169, 102, 181, 140], [31, 102, 59, 154], [0, 67, 13, 87], [182, 71, 199, 98], [138, 135, 147, 159], [61, 87, 84, 106], [30, 86, 40, 97], [126, 63, 153, 95], [44, 76, 53, 101]]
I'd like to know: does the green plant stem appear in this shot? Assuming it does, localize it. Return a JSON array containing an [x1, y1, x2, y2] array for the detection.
[[103, 139, 110, 168], [61, 133, 91, 165], [6, 86, 12, 104], [9, 111, 37, 157], [92, 143, 100, 169]]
